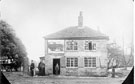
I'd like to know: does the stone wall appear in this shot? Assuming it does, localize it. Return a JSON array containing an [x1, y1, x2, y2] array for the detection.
[[45, 39, 108, 76], [45, 55, 53, 75], [60, 67, 107, 76], [45, 55, 108, 76]]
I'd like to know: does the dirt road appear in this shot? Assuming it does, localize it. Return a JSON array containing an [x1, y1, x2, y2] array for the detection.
[[3, 72, 126, 84]]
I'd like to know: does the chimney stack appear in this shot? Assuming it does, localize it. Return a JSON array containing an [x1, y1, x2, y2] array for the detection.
[[78, 11, 83, 27]]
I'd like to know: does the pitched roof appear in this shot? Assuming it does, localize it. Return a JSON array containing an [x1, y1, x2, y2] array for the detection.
[[45, 26, 109, 40]]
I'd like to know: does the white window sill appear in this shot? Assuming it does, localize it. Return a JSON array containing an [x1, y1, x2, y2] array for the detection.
[[84, 67, 96, 68], [65, 50, 79, 52], [66, 67, 78, 68], [84, 50, 96, 52]]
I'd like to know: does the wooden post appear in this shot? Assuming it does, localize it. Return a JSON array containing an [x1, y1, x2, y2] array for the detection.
[[112, 66, 115, 78], [112, 59, 116, 78]]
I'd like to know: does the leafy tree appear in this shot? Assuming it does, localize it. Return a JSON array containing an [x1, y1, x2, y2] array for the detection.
[[0, 20, 27, 71]]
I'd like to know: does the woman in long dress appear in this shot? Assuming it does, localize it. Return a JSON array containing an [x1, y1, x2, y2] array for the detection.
[[38, 60, 45, 76], [55, 63, 59, 75]]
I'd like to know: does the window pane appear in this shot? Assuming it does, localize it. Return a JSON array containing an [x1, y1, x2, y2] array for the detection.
[[93, 43, 96, 50], [67, 58, 70, 67], [85, 46, 89, 50], [67, 63, 70, 67], [73, 41, 78, 50], [84, 58, 88, 67], [70, 58, 73, 67], [89, 42, 92, 50], [93, 63, 96, 67], [89, 59, 92, 67], [85, 41, 89, 50], [75, 58, 78, 67], [74, 46, 77, 50], [92, 57, 96, 67]]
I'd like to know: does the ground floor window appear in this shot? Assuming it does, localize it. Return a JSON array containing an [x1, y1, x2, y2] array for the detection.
[[84, 57, 96, 67], [66, 58, 78, 67]]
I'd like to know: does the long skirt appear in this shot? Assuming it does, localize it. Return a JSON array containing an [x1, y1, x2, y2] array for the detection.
[[39, 68, 45, 76]]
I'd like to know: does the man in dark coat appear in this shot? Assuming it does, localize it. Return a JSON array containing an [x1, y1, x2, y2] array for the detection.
[[30, 60, 35, 77], [38, 60, 45, 76]]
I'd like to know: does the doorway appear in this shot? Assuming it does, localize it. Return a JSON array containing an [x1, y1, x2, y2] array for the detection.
[[53, 58, 60, 75]]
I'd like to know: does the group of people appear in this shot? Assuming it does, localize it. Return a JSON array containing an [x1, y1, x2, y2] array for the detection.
[[30, 59, 60, 76], [30, 60, 45, 76]]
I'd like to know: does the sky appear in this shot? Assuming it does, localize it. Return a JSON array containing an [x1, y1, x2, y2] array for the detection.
[[0, 0, 133, 62]]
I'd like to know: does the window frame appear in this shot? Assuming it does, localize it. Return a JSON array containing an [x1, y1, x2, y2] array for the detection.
[[66, 57, 78, 68], [66, 40, 78, 51], [84, 40, 96, 51], [84, 57, 96, 68]]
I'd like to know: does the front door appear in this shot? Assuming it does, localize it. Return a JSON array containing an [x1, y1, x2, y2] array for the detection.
[[53, 59, 60, 75]]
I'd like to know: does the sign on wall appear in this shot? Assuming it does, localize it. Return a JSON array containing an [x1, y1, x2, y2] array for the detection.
[[48, 40, 64, 53]]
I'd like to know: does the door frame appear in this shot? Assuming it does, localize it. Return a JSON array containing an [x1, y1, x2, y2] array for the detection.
[[53, 58, 60, 75]]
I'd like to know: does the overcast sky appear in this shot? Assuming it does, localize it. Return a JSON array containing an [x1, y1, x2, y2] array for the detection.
[[0, 0, 133, 61]]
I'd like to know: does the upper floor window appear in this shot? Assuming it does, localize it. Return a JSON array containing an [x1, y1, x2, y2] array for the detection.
[[66, 58, 78, 67], [66, 40, 78, 50], [47, 40, 64, 53], [85, 41, 96, 50], [84, 57, 96, 67]]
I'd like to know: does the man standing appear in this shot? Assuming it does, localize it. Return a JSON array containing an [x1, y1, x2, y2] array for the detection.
[[30, 60, 35, 77]]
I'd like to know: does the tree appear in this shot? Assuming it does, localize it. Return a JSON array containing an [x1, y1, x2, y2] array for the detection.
[[107, 42, 125, 69], [0, 20, 27, 71], [107, 42, 126, 77]]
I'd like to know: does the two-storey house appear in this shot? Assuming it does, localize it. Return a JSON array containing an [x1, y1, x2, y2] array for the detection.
[[44, 12, 109, 76]]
